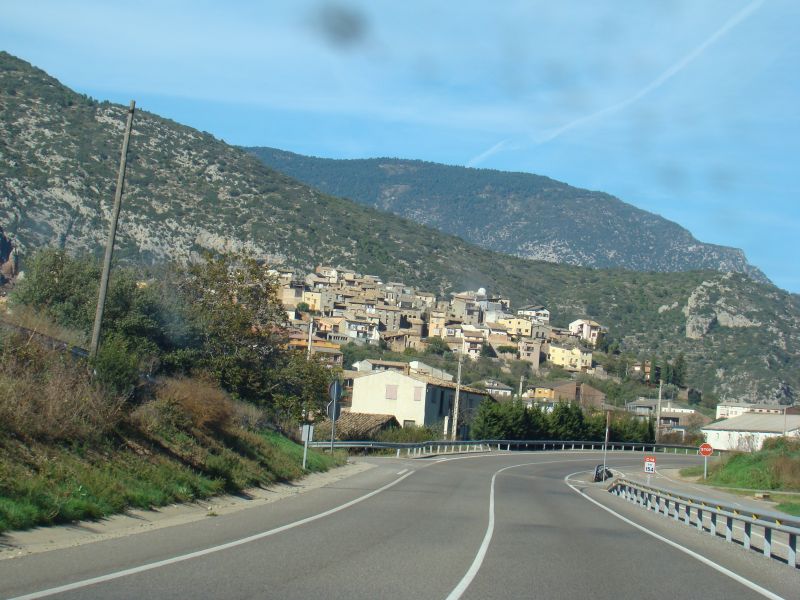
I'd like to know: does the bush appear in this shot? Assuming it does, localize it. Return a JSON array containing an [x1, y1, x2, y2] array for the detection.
[[0, 336, 125, 441], [135, 377, 236, 433]]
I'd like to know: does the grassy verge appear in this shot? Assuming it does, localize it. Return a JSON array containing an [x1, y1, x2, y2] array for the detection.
[[0, 429, 344, 534], [678, 438, 800, 515], [0, 370, 345, 534]]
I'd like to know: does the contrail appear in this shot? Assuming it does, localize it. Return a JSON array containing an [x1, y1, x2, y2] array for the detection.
[[466, 0, 766, 166], [537, 0, 766, 144], [466, 139, 510, 167]]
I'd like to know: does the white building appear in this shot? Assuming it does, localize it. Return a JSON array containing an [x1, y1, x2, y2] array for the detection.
[[568, 319, 603, 346], [715, 401, 794, 420], [350, 370, 490, 437], [702, 414, 800, 451]]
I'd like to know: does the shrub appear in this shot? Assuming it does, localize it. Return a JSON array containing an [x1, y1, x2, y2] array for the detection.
[[151, 377, 235, 433], [0, 336, 125, 441]]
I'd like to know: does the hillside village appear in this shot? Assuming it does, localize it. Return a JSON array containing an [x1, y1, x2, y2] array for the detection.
[[276, 264, 628, 437], [275, 264, 800, 448], [278, 264, 602, 371]]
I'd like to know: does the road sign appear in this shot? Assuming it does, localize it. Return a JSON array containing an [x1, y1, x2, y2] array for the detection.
[[328, 379, 342, 402], [699, 443, 713, 457], [644, 456, 656, 474], [326, 400, 341, 421], [301, 424, 314, 442]]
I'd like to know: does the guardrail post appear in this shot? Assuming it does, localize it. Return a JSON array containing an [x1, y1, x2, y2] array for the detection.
[[673, 448, 677, 454], [710, 511, 717, 535], [673, 502, 681, 522], [788, 533, 797, 568], [725, 516, 733, 542], [696, 509, 703, 532], [396, 448, 401, 458], [743, 522, 751, 550], [763, 527, 772, 558]]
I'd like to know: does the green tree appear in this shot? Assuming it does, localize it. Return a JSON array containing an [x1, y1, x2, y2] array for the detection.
[[425, 337, 451, 356], [171, 253, 289, 403], [672, 353, 687, 387]]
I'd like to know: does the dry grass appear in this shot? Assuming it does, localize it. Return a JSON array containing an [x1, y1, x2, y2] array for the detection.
[[0, 337, 125, 441], [130, 377, 269, 435], [0, 303, 88, 348]]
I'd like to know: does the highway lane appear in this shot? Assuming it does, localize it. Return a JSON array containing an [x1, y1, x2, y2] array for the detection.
[[2, 452, 797, 599]]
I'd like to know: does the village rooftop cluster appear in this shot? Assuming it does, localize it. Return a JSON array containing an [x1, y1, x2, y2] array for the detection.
[[275, 265, 603, 374]]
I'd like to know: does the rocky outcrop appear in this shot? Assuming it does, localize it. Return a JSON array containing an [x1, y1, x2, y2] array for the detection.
[[683, 277, 761, 339]]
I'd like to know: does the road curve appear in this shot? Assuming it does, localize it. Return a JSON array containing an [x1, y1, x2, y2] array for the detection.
[[1, 452, 797, 600]]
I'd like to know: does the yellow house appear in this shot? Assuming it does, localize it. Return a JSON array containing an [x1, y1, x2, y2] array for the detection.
[[547, 344, 592, 372], [497, 316, 533, 337]]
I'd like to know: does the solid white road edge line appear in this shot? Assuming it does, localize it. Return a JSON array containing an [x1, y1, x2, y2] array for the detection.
[[564, 472, 785, 600], [7, 470, 416, 600]]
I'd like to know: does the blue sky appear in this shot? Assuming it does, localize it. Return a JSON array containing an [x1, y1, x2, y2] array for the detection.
[[3, 1, 799, 292]]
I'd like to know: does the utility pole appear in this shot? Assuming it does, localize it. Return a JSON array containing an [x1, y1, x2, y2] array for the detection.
[[452, 350, 463, 440], [306, 316, 314, 361], [655, 379, 663, 443], [90, 100, 135, 359], [518, 375, 525, 400]]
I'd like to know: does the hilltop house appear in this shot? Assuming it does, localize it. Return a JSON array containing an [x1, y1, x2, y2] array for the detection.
[[568, 319, 603, 347]]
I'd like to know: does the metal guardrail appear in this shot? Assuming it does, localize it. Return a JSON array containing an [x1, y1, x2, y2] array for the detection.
[[608, 478, 800, 569], [308, 439, 709, 457]]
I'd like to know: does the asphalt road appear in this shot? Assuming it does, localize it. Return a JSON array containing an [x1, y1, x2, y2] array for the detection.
[[1, 452, 797, 600]]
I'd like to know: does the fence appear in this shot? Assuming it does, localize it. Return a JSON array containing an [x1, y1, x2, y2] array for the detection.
[[608, 478, 799, 569]]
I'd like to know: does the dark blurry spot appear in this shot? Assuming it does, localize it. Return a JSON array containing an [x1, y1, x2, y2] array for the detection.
[[310, 3, 368, 49], [656, 163, 689, 192], [707, 165, 735, 193]]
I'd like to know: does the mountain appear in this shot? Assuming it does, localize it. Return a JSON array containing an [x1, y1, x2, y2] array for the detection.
[[245, 147, 768, 283], [1, 51, 798, 404]]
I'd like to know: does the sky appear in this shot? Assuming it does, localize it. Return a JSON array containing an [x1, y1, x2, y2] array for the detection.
[[2, 1, 799, 292]]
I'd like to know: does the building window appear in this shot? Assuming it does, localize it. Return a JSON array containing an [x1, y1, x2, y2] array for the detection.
[[414, 386, 423, 401], [403, 420, 416, 428], [385, 385, 398, 400]]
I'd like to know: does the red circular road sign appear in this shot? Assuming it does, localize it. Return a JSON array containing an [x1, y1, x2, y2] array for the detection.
[[699, 443, 713, 457]]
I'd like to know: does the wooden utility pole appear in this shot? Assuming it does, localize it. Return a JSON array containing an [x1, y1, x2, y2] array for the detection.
[[451, 350, 463, 440], [90, 100, 135, 359]]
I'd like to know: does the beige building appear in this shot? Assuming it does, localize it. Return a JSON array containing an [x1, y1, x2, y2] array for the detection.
[[350, 370, 490, 436], [568, 319, 603, 346], [547, 344, 592, 372], [518, 338, 542, 370], [497, 316, 533, 338]]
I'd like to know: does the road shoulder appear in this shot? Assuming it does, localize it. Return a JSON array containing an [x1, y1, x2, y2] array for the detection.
[[0, 460, 374, 561]]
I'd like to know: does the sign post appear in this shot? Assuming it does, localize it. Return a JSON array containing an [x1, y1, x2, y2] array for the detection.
[[699, 443, 713, 479], [300, 424, 314, 470], [644, 455, 656, 486], [327, 380, 343, 453]]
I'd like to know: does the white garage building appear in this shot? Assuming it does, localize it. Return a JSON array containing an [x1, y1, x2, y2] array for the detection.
[[702, 413, 800, 452]]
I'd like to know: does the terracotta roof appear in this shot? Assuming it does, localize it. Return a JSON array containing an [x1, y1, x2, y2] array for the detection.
[[319, 412, 400, 439]]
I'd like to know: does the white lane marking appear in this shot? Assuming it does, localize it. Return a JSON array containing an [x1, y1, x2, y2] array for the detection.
[[8, 470, 416, 600], [444, 458, 597, 600], [397, 469, 408, 475], [564, 472, 785, 600]]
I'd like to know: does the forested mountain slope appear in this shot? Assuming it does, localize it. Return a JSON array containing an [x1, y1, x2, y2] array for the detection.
[[246, 147, 767, 283]]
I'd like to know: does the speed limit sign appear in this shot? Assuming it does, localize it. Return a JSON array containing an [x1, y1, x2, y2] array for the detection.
[[644, 456, 656, 474]]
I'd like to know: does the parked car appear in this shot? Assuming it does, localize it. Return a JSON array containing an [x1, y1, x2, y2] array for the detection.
[[593, 464, 613, 482]]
